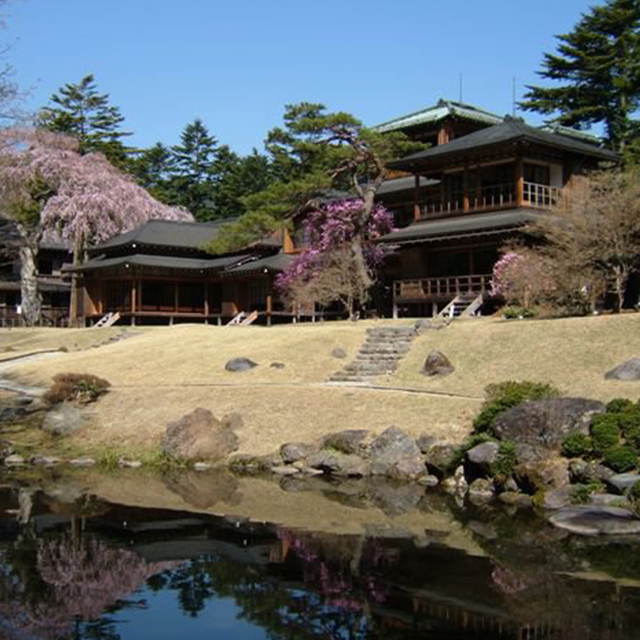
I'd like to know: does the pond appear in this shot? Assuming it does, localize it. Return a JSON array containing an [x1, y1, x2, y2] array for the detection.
[[1, 468, 640, 639]]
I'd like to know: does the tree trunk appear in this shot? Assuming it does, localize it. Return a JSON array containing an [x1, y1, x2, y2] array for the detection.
[[69, 241, 82, 327], [613, 266, 628, 314], [18, 235, 41, 327]]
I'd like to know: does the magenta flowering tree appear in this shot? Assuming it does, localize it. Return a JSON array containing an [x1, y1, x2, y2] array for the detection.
[[276, 198, 394, 317], [0, 128, 192, 325], [491, 250, 554, 308]]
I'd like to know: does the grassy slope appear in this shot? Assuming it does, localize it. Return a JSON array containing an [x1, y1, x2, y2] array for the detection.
[[3, 314, 639, 457]]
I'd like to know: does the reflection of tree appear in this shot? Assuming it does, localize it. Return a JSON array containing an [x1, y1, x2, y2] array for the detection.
[[0, 533, 176, 640]]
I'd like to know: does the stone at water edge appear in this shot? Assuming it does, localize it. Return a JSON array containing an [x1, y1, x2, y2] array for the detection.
[[280, 442, 315, 464], [69, 457, 95, 467], [549, 505, 640, 536], [369, 426, 424, 478], [30, 455, 61, 466], [468, 478, 495, 503], [425, 443, 457, 477], [322, 430, 369, 455], [4, 454, 25, 466], [162, 408, 239, 461], [271, 465, 300, 476], [415, 434, 436, 454], [224, 358, 258, 372], [540, 486, 575, 510], [422, 350, 454, 377], [605, 358, 640, 381], [466, 441, 499, 475]]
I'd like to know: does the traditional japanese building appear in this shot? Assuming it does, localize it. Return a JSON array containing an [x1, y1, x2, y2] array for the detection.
[[71, 219, 294, 325], [377, 116, 617, 317]]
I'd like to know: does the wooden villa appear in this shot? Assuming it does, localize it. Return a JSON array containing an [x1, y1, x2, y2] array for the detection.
[[70, 219, 294, 326], [376, 116, 617, 317]]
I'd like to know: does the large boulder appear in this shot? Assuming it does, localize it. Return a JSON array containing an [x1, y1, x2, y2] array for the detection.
[[322, 430, 369, 455], [41, 403, 85, 437], [422, 351, 454, 377], [162, 408, 239, 461], [466, 442, 499, 476], [305, 450, 369, 476], [369, 427, 425, 479], [491, 398, 605, 450], [225, 358, 258, 372], [605, 358, 640, 381]]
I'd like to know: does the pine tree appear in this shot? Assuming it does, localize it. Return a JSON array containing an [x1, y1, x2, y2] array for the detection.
[[171, 119, 219, 219], [38, 74, 131, 167], [520, 0, 640, 157], [129, 142, 178, 204]]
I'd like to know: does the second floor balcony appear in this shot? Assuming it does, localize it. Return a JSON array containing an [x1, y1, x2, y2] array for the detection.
[[420, 180, 563, 218]]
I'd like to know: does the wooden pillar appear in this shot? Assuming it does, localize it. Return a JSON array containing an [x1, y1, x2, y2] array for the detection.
[[413, 174, 421, 220], [131, 280, 137, 327], [463, 163, 470, 212], [266, 291, 273, 327], [174, 282, 179, 313], [204, 281, 210, 324], [516, 156, 524, 206]]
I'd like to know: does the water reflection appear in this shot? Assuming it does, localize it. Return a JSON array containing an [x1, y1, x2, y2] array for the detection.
[[1, 474, 640, 639]]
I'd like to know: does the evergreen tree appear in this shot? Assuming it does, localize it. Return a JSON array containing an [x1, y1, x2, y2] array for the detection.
[[520, 0, 640, 158], [38, 74, 132, 167], [129, 142, 177, 204], [171, 118, 219, 220]]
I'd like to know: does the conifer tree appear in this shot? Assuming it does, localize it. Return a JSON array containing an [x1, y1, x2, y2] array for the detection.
[[38, 74, 132, 167], [520, 0, 640, 158], [171, 118, 219, 219]]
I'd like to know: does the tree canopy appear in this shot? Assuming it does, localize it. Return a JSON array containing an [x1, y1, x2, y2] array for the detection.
[[520, 0, 640, 159], [38, 74, 132, 168]]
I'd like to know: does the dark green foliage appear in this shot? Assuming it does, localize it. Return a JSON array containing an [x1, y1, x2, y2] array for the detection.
[[607, 398, 635, 414], [38, 74, 132, 168], [519, 0, 640, 160], [473, 380, 562, 432], [629, 479, 640, 503], [603, 445, 638, 473], [491, 441, 517, 476], [206, 102, 424, 253], [561, 433, 593, 458], [590, 414, 621, 454], [570, 480, 605, 504], [44, 372, 110, 405]]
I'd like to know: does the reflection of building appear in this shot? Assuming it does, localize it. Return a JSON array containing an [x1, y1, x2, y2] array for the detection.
[[0, 237, 71, 327]]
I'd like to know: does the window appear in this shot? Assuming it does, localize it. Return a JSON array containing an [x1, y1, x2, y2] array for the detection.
[[524, 163, 550, 185]]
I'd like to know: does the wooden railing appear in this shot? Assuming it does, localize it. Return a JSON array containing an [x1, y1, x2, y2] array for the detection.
[[522, 181, 562, 208], [394, 274, 493, 300], [422, 183, 516, 217], [420, 181, 562, 217], [0, 306, 69, 327]]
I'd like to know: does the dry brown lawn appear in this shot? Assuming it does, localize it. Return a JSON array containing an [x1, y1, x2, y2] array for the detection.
[[2, 313, 639, 457]]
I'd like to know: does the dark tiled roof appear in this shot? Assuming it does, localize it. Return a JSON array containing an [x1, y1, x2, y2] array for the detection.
[[224, 252, 294, 275], [71, 253, 247, 273], [94, 219, 236, 252], [378, 209, 541, 244], [377, 176, 439, 196], [388, 119, 618, 170]]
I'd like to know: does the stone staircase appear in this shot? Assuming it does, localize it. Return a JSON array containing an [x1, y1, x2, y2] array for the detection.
[[329, 325, 417, 383]]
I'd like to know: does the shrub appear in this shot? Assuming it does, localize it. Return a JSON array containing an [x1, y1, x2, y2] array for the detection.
[[603, 446, 638, 473], [607, 398, 635, 414], [561, 433, 592, 458], [590, 415, 621, 455], [491, 441, 517, 476], [44, 373, 111, 405], [618, 411, 640, 439], [473, 381, 562, 432], [570, 480, 605, 505], [625, 426, 640, 455], [502, 306, 538, 320], [629, 480, 640, 504]]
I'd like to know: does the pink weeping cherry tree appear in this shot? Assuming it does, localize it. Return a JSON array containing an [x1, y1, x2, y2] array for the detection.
[[0, 128, 192, 325]]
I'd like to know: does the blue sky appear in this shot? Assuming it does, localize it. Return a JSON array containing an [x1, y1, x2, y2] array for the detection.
[[7, 0, 598, 155]]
